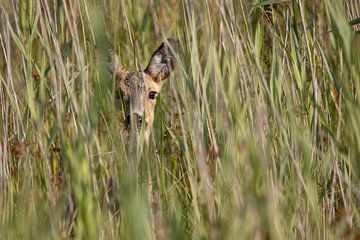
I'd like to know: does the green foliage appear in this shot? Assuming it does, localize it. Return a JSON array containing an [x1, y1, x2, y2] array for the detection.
[[1, 0, 360, 239]]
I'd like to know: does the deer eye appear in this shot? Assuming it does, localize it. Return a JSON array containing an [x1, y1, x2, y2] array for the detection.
[[148, 91, 157, 100]]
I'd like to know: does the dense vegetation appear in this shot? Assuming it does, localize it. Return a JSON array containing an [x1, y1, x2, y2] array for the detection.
[[1, 0, 360, 239]]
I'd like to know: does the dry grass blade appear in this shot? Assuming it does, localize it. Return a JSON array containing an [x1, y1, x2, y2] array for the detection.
[[0, 0, 360, 239]]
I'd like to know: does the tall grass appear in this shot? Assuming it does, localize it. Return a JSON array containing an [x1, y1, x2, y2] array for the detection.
[[1, 0, 360, 239]]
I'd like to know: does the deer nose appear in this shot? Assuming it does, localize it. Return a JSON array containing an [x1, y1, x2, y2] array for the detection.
[[133, 113, 143, 127]]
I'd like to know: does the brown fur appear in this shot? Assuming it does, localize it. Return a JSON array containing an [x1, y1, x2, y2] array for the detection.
[[111, 38, 179, 142]]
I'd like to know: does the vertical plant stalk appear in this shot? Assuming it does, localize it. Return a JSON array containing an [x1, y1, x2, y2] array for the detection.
[[298, 0, 322, 158], [345, 0, 360, 31]]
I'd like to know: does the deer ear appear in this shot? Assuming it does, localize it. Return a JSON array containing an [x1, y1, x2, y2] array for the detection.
[[109, 51, 132, 93], [145, 38, 179, 82]]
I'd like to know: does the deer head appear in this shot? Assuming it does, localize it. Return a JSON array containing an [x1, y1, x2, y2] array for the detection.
[[111, 39, 179, 142]]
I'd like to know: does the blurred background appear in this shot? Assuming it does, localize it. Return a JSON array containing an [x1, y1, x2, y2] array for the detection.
[[1, 0, 360, 239]]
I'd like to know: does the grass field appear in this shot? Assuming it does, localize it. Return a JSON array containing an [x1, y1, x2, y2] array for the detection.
[[1, 0, 360, 239]]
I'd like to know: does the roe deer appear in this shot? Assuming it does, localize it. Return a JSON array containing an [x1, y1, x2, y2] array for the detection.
[[65, 39, 179, 238], [106, 39, 178, 239], [111, 38, 179, 143]]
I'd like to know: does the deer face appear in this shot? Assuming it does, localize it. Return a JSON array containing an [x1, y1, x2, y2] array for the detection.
[[111, 39, 178, 141]]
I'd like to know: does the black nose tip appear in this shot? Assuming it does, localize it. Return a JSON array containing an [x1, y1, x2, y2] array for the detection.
[[137, 115, 142, 125], [133, 113, 143, 126]]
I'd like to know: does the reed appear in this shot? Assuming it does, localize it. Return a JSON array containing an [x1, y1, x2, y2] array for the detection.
[[1, 0, 360, 239]]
